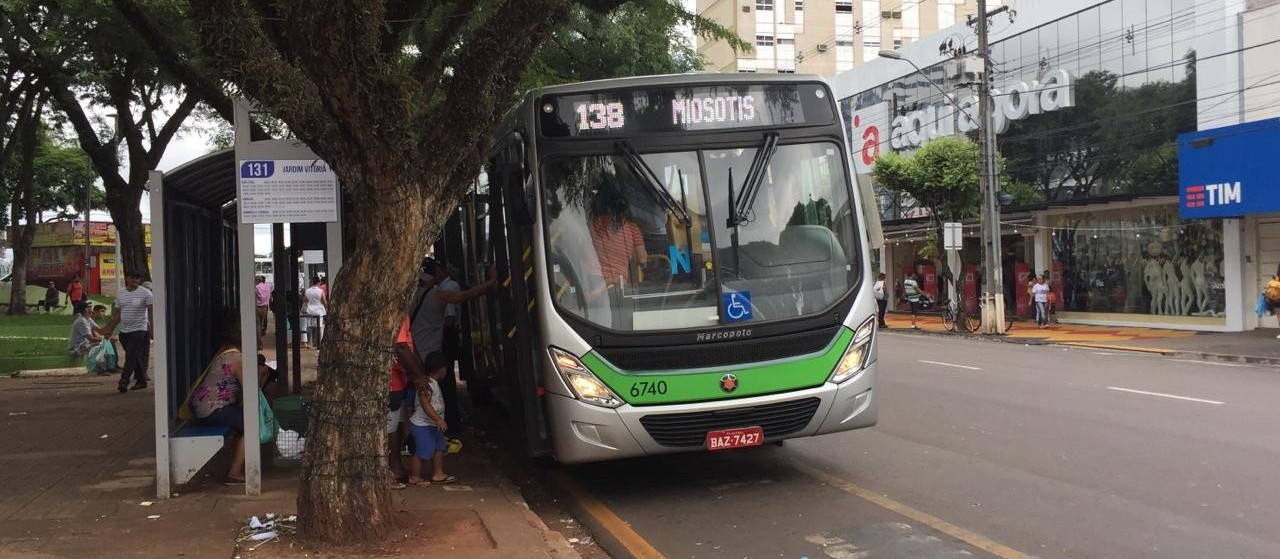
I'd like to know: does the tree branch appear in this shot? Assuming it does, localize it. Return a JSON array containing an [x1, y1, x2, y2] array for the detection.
[[148, 91, 200, 169], [110, 0, 271, 139], [188, 0, 336, 150]]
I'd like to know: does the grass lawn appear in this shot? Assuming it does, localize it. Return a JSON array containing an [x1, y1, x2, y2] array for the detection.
[[0, 312, 90, 375]]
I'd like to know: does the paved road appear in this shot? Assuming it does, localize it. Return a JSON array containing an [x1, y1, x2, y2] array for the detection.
[[556, 333, 1280, 559]]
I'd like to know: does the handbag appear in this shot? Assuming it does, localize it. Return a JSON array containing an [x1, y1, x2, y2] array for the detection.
[[258, 392, 277, 444]]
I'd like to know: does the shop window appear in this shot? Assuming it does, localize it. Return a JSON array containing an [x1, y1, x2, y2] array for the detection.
[[1048, 205, 1224, 320]]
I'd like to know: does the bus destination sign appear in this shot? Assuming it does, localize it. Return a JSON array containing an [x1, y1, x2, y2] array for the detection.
[[540, 83, 834, 138]]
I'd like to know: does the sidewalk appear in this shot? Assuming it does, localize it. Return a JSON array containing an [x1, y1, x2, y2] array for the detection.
[[884, 313, 1280, 364], [0, 374, 580, 559]]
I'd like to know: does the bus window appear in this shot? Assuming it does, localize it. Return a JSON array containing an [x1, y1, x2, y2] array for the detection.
[[542, 151, 718, 331], [704, 142, 857, 321]]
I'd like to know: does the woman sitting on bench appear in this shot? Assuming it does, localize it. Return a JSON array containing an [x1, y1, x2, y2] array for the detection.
[[188, 318, 248, 485]]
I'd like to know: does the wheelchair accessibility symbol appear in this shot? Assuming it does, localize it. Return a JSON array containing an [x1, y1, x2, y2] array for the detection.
[[723, 291, 753, 323]]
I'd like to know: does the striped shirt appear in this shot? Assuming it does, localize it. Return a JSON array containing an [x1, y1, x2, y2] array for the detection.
[[589, 216, 645, 285], [116, 285, 153, 333]]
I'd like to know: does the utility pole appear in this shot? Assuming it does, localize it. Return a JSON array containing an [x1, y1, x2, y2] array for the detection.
[[976, 0, 1006, 334]]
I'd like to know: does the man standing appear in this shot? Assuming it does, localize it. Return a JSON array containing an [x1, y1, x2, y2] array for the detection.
[[254, 275, 273, 345], [873, 273, 888, 329], [106, 271, 153, 393], [409, 258, 496, 434]]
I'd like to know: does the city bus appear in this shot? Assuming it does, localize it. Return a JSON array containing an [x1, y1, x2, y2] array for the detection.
[[447, 73, 879, 463]]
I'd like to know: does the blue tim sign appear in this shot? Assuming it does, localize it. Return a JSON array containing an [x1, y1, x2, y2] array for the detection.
[[723, 291, 752, 323], [1179, 118, 1280, 219]]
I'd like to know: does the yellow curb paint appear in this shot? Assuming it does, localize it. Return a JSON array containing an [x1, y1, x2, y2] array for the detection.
[[550, 470, 667, 559], [792, 462, 1040, 559], [1060, 342, 1173, 354]]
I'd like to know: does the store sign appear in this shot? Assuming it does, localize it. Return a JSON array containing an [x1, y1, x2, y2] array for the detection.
[[1179, 118, 1280, 219], [889, 69, 1075, 151], [849, 101, 890, 174]]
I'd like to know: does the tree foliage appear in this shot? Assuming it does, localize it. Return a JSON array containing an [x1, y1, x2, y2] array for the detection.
[[1, 124, 100, 225], [1, 0, 205, 280], [1000, 57, 1196, 200], [874, 136, 983, 223]]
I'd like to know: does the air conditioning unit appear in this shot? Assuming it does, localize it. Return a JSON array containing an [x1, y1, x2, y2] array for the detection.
[[816, 43, 828, 52], [742, 5, 751, 12]]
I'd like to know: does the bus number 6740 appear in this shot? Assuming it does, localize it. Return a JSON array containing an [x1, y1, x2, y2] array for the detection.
[[629, 381, 668, 398]]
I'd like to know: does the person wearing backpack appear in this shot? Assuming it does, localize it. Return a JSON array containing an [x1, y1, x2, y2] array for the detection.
[[1265, 274, 1280, 338]]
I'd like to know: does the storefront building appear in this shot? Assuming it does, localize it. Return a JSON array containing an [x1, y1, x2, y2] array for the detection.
[[832, 0, 1259, 331], [23, 220, 152, 297]]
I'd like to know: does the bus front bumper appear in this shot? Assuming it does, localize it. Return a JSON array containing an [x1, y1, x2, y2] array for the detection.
[[546, 362, 878, 464]]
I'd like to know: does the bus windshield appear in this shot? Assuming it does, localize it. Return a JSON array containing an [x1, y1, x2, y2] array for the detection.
[[541, 141, 859, 332]]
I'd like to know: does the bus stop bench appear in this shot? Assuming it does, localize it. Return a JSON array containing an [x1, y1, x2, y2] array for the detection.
[[170, 424, 231, 485]]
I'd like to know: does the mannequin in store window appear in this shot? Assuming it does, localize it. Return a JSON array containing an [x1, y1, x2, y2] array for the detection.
[[1182, 257, 1203, 313], [1144, 256, 1166, 315], [1162, 258, 1181, 316], [1178, 259, 1196, 316]]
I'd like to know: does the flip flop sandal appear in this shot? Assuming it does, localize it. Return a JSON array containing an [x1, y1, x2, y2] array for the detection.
[[429, 475, 457, 485], [390, 481, 409, 490], [405, 479, 430, 487]]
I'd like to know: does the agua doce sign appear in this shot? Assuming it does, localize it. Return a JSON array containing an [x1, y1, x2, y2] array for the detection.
[[888, 69, 1075, 151]]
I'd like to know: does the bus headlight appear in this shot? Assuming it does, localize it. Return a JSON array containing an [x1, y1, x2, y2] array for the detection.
[[829, 317, 876, 384], [549, 347, 623, 408]]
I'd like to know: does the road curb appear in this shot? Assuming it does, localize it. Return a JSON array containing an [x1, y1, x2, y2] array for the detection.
[[541, 468, 665, 559], [10, 367, 90, 378], [888, 329, 1280, 366], [1058, 342, 1174, 354]]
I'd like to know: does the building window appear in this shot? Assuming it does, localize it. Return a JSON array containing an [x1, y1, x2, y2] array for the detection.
[[881, 10, 901, 18], [738, 68, 758, 73], [836, 1, 853, 13], [778, 69, 796, 73], [778, 37, 795, 45], [756, 0, 773, 11], [795, 0, 804, 11], [892, 38, 902, 49], [756, 35, 774, 46], [836, 40, 854, 46]]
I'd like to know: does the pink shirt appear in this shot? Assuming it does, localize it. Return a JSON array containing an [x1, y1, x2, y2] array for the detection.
[[255, 282, 273, 307]]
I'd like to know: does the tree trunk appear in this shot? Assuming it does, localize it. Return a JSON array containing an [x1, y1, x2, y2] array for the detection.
[[297, 171, 448, 544], [7, 101, 41, 316], [105, 185, 149, 280]]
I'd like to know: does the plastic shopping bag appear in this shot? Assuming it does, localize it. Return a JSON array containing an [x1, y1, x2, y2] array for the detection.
[[1256, 293, 1267, 317]]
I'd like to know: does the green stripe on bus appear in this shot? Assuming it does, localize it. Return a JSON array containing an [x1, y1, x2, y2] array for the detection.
[[579, 327, 854, 406]]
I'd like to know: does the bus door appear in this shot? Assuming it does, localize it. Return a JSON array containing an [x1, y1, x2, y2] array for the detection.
[[487, 134, 552, 457]]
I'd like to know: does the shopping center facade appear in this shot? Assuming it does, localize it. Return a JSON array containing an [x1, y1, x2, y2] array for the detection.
[[833, 0, 1280, 331]]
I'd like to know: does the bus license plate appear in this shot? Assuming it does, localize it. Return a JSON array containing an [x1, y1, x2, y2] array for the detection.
[[705, 426, 764, 450]]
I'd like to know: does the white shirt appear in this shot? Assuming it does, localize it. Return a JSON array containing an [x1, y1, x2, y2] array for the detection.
[[116, 286, 153, 333], [410, 377, 445, 427], [873, 280, 886, 301], [440, 277, 460, 319], [304, 286, 326, 316], [1032, 283, 1050, 303]]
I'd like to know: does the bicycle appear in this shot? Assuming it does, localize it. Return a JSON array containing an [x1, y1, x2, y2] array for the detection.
[[940, 298, 976, 333]]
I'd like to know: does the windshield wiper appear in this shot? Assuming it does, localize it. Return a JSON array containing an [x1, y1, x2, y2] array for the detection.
[[617, 140, 692, 227], [728, 132, 780, 227]]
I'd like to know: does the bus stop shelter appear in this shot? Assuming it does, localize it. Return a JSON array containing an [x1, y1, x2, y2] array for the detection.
[[149, 100, 344, 498]]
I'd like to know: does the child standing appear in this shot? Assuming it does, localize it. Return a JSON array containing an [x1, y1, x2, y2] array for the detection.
[[408, 352, 457, 486]]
